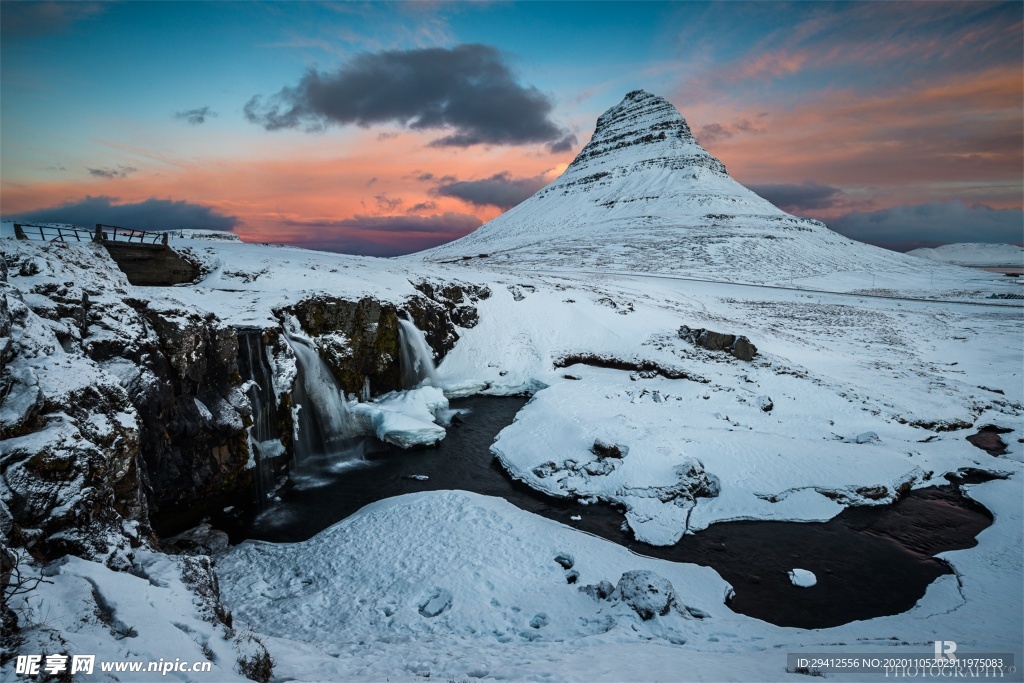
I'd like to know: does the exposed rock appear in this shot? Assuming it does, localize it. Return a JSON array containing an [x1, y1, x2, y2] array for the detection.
[[532, 461, 559, 478], [554, 353, 709, 383], [674, 459, 720, 499], [411, 279, 490, 331], [131, 303, 252, 534], [730, 336, 758, 362], [554, 553, 575, 570], [282, 291, 462, 397], [163, 522, 231, 556], [3, 241, 252, 547], [615, 570, 678, 620], [180, 554, 233, 627], [579, 580, 615, 601], [592, 438, 628, 459], [3, 384, 146, 568], [856, 485, 889, 500], [966, 425, 1012, 456], [757, 395, 774, 412], [678, 325, 758, 361], [583, 459, 618, 476]]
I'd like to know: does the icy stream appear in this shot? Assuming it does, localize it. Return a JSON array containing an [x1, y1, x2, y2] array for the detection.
[[232, 395, 994, 630]]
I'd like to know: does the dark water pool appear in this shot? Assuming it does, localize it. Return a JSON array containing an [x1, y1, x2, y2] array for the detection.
[[236, 395, 993, 630]]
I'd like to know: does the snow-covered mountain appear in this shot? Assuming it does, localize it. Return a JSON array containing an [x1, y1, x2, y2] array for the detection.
[[908, 242, 1024, 267], [415, 90, 952, 284]]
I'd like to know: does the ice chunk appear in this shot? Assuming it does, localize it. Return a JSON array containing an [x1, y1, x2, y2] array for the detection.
[[788, 568, 817, 587], [351, 386, 449, 449]]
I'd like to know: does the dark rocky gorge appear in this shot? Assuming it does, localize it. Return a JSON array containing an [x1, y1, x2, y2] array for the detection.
[[0, 241, 487, 561]]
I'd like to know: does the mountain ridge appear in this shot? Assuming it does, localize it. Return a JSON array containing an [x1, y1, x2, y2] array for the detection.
[[412, 90, 956, 285]]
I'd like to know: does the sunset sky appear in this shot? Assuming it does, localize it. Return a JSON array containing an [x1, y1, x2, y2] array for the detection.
[[2, 1, 1021, 255]]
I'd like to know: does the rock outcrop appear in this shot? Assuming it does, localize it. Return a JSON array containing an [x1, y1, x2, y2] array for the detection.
[[279, 284, 481, 397], [1, 241, 253, 551], [678, 325, 758, 361]]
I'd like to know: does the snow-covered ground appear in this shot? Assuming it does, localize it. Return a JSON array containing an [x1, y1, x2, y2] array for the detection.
[[908, 243, 1024, 267], [5, 215, 1023, 682], [3, 91, 1022, 682]]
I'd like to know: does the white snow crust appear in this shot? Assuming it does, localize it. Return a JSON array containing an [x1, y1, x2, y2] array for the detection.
[[3, 90, 1022, 682]]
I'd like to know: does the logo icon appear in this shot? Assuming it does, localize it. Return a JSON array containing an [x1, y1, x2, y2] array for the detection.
[[934, 640, 958, 661]]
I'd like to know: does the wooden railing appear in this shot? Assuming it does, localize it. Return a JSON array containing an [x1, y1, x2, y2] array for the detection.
[[13, 223, 167, 245], [94, 224, 167, 245], [13, 223, 96, 242]]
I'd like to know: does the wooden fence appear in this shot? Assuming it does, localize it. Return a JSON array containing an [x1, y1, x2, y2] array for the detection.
[[13, 223, 167, 245]]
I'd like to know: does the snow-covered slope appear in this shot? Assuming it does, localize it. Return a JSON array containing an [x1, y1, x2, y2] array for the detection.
[[413, 91, 962, 285], [908, 243, 1024, 267]]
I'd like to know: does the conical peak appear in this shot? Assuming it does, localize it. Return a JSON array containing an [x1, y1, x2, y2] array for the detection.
[[595, 90, 695, 142], [565, 90, 726, 176]]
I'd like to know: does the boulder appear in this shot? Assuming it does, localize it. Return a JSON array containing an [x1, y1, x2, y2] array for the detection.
[[615, 570, 678, 620], [678, 325, 758, 361], [592, 438, 629, 459]]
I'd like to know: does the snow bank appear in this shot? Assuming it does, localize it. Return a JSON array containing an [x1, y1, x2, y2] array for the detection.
[[217, 482, 1022, 681], [351, 386, 449, 448]]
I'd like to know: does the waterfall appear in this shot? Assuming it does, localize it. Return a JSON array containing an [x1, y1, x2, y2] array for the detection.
[[284, 329, 360, 460], [398, 317, 440, 389], [237, 330, 287, 510]]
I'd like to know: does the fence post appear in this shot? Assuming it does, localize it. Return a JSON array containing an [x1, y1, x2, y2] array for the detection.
[[95, 224, 104, 242], [161, 232, 168, 245], [14, 224, 27, 240]]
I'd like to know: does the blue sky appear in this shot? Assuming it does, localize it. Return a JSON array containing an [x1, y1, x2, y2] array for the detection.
[[2, 1, 1021, 254]]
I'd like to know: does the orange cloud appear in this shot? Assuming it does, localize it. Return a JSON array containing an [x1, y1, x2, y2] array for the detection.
[[683, 65, 1023, 216], [1, 126, 573, 251]]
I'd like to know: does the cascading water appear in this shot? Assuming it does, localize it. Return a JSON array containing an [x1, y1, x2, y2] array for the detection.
[[237, 329, 287, 509], [398, 317, 440, 389], [283, 329, 361, 462]]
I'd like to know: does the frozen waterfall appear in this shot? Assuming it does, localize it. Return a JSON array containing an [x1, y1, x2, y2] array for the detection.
[[398, 317, 440, 389], [284, 330, 360, 461]]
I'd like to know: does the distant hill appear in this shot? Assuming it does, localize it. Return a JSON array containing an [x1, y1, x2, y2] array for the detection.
[[907, 243, 1024, 267]]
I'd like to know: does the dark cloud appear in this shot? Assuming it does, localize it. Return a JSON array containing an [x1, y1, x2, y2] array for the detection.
[[0, 1, 106, 39], [373, 193, 402, 211], [828, 201, 1024, 251], [697, 119, 766, 146], [414, 172, 456, 183], [174, 106, 217, 125], [281, 212, 482, 256], [697, 123, 732, 144], [747, 181, 845, 212], [732, 119, 765, 134], [87, 165, 136, 179], [7, 196, 238, 232], [546, 133, 578, 154], [244, 44, 570, 148], [432, 172, 548, 211], [407, 201, 438, 213]]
